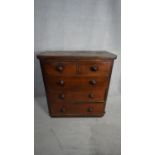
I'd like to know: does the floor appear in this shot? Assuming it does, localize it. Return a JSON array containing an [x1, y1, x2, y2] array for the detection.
[[34, 95, 121, 155]]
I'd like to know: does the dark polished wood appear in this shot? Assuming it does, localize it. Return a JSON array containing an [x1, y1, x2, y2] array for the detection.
[[37, 51, 117, 117]]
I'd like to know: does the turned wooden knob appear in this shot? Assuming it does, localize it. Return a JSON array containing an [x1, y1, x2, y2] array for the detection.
[[59, 80, 64, 86], [60, 107, 66, 113], [59, 94, 65, 99], [87, 107, 94, 112], [88, 93, 95, 99], [90, 80, 96, 85], [56, 65, 63, 72], [90, 65, 98, 72]]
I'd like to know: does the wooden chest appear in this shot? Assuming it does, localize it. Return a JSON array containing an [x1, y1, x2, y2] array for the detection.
[[37, 51, 117, 117]]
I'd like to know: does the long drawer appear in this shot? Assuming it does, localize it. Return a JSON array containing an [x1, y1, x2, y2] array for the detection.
[[49, 103, 105, 117], [44, 76, 109, 90], [47, 89, 106, 102]]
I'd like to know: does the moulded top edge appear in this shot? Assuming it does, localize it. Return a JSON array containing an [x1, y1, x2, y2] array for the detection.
[[37, 51, 117, 60]]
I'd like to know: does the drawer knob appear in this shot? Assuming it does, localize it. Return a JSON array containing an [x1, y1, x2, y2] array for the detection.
[[59, 93, 65, 99], [88, 93, 95, 99], [90, 65, 98, 72], [87, 107, 94, 112], [90, 80, 96, 85], [59, 80, 65, 86], [60, 107, 66, 113], [56, 65, 63, 72]]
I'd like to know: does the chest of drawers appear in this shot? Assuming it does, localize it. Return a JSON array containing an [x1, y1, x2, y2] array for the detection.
[[37, 51, 117, 117]]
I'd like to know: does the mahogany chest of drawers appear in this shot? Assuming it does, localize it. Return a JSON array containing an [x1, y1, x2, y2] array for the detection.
[[37, 51, 117, 117]]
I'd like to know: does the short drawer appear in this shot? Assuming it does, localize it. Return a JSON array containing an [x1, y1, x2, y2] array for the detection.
[[47, 89, 106, 102], [50, 103, 105, 116], [45, 76, 109, 90], [42, 61, 77, 76], [78, 61, 112, 75]]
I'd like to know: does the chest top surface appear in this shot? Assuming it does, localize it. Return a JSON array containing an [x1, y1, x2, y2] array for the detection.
[[37, 51, 117, 60]]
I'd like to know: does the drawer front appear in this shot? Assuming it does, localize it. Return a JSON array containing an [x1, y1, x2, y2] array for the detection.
[[45, 76, 109, 90], [50, 103, 105, 116], [41, 61, 112, 76], [79, 61, 112, 75], [42, 61, 77, 76], [47, 89, 106, 102]]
